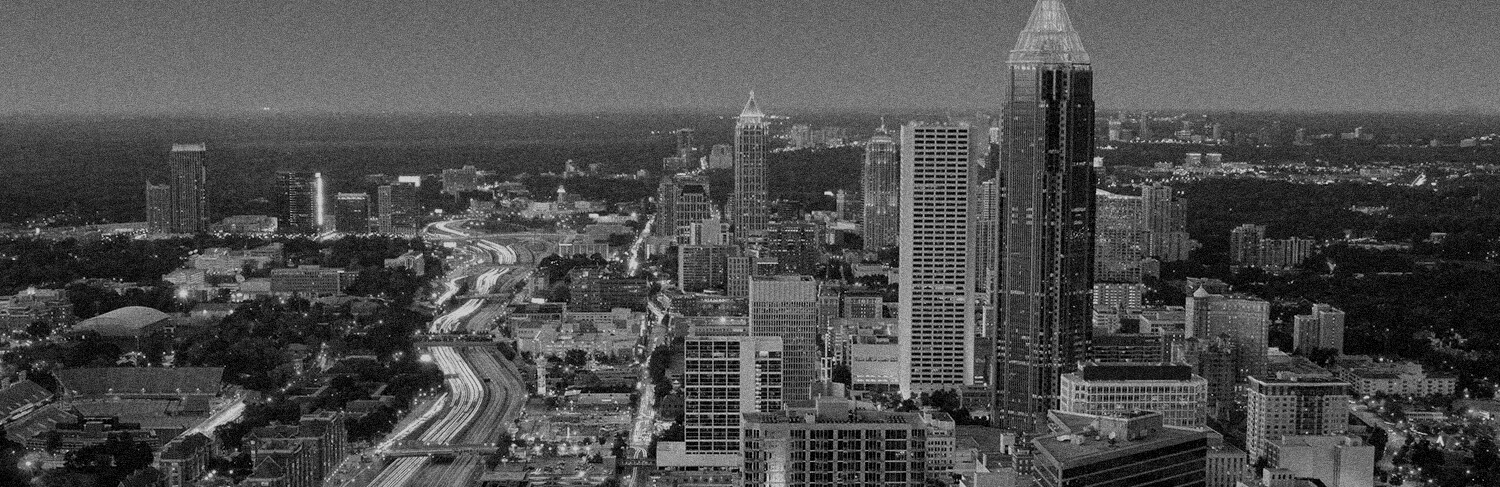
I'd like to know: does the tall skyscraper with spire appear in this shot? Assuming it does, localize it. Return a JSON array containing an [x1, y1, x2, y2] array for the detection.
[[732, 92, 769, 241], [861, 122, 899, 252], [995, 0, 1097, 432]]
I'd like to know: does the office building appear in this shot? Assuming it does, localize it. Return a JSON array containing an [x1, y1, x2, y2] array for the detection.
[[764, 221, 821, 275], [145, 182, 172, 232], [1173, 335, 1240, 419], [1140, 182, 1192, 262], [861, 125, 900, 252], [1292, 304, 1345, 355], [732, 92, 770, 240], [376, 183, 417, 234], [749, 275, 819, 403], [1265, 435, 1374, 487], [1089, 333, 1167, 363], [333, 193, 370, 234], [1031, 410, 1209, 487], [441, 165, 479, 195], [569, 272, 650, 312], [148, 144, 209, 233], [1207, 440, 1250, 487], [1245, 376, 1351, 459], [898, 122, 981, 396], [678, 245, 734, 293], [270, 266, 348, 296], [995, 0, 1096, 431], [1094, 189, 1144, 283], [1092, 282, 1144, 311], [1229, 224, 1266, 266], [1187, 288, 1270, 386], [708, 144, 733, 170], [1058, 362, 1208, 428], [674, 179, 714, 242], [276, 171, 325, 234], [741, 398, 930, 487], [974, 178, 1001, 293]]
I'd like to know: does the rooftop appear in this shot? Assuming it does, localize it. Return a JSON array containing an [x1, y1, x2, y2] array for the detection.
[[1009, 0, 1090, 65]]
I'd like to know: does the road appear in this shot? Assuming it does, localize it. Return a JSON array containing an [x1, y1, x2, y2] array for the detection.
[[355, 220, 539, 487]]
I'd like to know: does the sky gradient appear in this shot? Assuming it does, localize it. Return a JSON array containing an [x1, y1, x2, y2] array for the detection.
[[3, 0, 1498, 114]]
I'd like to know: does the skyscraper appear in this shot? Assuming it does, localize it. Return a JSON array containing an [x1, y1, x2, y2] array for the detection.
[[749, 275, 818, 403], [732, 92, 769, 241], [145, 182, 172, 233], [898, 122, 981, 396], [659, 175, 713, 243], [376, 183, 417, 234], [1187, 288, 1271, 392], [276, 171, 325, 234], [861, 124, 899, 252], [155, 144, 208, 234], [994, 0, 1097, 432], [1293, 304, 1346, 355], [974, 178, 1001, 294], [1093, 189, 1144, 283], [1230, 223, 1267, 265], [1140, 182, 1193, 262], [333, 193, 370, 234]]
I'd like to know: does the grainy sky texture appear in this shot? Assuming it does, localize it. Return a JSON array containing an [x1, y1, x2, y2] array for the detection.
[[3, 0, 1497, 114]]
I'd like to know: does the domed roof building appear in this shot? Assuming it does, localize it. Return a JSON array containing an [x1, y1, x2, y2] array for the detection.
[[74, 306, 171, 337]]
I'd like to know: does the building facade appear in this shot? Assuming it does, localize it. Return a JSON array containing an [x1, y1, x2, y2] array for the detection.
[[276, 171, 325, 234], [333, 192, 370, 233], [1245, 376, 1351, 459], [1292, 303, 1345, 355], [898, 122, 981, 397], [742, 398, 929, 487], [1058, 362, 1208, 428], [749, 276, 819, 403]]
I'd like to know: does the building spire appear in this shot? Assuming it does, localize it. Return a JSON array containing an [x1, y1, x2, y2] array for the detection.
[[740, 91, 764, 119], [1009, 0, 1090, 65], [878, 116, 888, 134]]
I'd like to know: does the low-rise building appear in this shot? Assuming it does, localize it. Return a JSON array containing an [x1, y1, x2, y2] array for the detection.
[[1265, 435, 1374, 487], [1031, 410, 1209, 487], [1332, 356, 1456, 397], [1059, 362, 1208, 428]]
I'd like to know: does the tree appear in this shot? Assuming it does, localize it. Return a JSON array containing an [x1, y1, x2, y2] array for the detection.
[[26, 321, 52, 338], [564, 349, 589, 368]]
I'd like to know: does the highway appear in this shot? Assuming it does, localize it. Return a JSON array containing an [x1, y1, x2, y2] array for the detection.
[[359, 220, 535, 487]]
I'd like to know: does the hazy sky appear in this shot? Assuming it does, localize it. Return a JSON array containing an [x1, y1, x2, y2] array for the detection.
[[3, 0, 1498, 114]]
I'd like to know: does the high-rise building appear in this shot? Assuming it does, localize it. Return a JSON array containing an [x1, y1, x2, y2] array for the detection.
[[152, 144, 209, 234], [376, 183, 417, 234], [673, 333, 783, 467], [1031, 411, 1209, 487], [995, 0, 1096, 431], [678, 245, 734, 293], [1293, 304, 1345, 355], [707, 144, 733, 170], [763, 221, 821, 275], [675, 128, 696, 158], [1140, 182, 1193, 262], [861, 125, 900, 252], [1058, 362, 1208, 428], [741, 398, 931, 487], [1229, 224, 1266, 265], [1259, 237, 1316, 268], [440, 165, 479, 195], [1094, 189, 1144, 283], [145, 182, 172, 233], [333, 193, 370, 234], [1187, 288, 1270, 387], [749, 275, 819, 403], [276, 171, 325, 234], [732, 92, 770, 241], [658, 174, 713, 243], [898, 122, 981, 397], [1245, 376, 1351, 459], [974, 178, 1001, 294]]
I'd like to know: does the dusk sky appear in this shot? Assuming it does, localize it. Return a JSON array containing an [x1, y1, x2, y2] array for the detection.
[[3, 0, 1498, 114]]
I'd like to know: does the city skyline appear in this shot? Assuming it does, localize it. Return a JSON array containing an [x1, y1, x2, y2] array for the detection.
[[5, 1, 1500, 115]]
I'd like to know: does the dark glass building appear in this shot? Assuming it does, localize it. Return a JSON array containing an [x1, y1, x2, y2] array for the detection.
[[995, 0, 1097, 432]]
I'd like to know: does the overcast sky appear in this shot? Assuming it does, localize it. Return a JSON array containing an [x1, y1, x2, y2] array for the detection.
[[3, 0, 1497, 114]]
